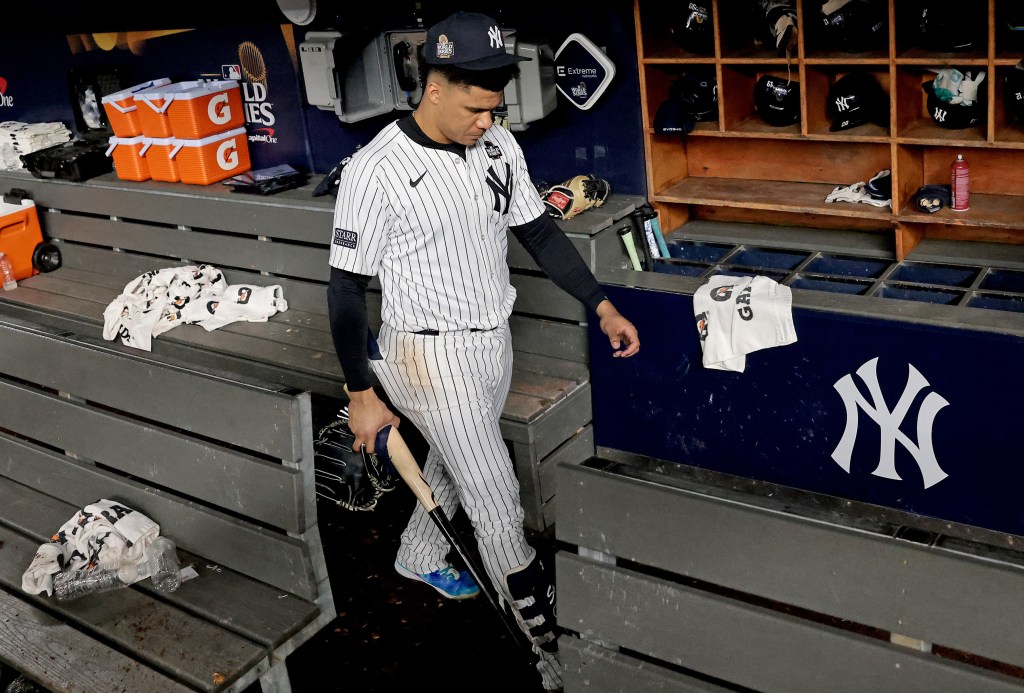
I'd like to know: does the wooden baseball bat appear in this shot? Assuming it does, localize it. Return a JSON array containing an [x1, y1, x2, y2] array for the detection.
[[379, 424, 529, 650]]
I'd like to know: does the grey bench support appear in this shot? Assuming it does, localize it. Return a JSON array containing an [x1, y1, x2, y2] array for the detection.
[[0, 315, 333, 692], [554, 456, 1024, 692], [0, 169, 642, 530]]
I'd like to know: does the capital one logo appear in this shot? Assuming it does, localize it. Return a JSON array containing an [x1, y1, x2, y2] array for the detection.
[[216, 140, 238, 170], [208, 93, 231, 125], [831, 357, 949, 489]]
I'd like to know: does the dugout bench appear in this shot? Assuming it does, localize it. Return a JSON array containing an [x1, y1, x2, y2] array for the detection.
[[0, 313, 331, 693], [0, 169, 641, 532], [554, 230, 1024, 692], [0, 168, 639, 691]]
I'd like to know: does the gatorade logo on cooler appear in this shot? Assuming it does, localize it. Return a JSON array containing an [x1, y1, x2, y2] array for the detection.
[[216, 140, 238, 170], [208, 93, 231, 125]]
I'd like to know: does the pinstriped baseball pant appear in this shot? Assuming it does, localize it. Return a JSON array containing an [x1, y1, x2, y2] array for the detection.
[[371, 321, 535, 596]]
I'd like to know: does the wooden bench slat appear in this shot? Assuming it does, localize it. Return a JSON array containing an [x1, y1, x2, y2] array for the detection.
[[22, 172, 334, 243], [0, 317, 307, 461], [0, 377, 306, 533], [44, 211, 330, 283], [0, 588, 195, 693], [0, 435, 319, 601], [0, 478, 321, 650], [0, 528, 267, 693]]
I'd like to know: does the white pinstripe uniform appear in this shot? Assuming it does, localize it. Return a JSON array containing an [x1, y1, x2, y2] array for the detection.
[[329, 118, 545, 598]]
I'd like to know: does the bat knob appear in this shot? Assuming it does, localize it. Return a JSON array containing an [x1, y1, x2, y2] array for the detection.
[[375, 424, 396, 472]]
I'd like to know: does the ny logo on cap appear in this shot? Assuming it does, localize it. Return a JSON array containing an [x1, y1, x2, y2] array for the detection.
[[835, 95, 851, 111], [487, 25, 503, 49]]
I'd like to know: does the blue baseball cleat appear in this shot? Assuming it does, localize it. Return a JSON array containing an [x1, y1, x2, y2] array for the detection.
[[395, 560, 480, 600]]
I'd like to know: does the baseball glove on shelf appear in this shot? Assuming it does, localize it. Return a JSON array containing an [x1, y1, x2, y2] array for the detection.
[[313, 407, 398, 512], [541, 174, 611, 220]]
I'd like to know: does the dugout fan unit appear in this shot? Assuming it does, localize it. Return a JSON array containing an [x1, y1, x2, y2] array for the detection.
[[299, 26, 557, 130]]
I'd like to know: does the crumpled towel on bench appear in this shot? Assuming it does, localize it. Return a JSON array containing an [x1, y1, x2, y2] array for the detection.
[[21, 499, 160, 597], [692, 274, 798, 373], [102, 263, 288, 351]]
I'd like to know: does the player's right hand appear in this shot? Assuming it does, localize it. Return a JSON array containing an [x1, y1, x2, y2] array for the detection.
[[343, 386, 400, 454]]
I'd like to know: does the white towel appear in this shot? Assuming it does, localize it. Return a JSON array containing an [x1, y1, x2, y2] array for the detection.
[[692, 274, 798, 372], [21, 499, 160, 596], [102, 264, 287, 351]]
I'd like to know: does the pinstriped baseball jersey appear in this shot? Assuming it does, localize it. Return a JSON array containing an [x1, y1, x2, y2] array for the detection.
[[329, 117, 545, 333]]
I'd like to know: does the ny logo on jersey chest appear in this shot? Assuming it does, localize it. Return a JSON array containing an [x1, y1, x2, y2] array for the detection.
[[485, 162, 512, 214]]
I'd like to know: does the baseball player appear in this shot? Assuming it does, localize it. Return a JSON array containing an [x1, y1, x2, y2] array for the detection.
[[327, 11, 639, 690]]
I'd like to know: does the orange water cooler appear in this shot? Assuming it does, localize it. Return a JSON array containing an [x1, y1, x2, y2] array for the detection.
[[0, 189, 60, 281]]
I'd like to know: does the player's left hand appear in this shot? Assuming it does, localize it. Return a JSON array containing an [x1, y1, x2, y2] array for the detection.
[[596, 300, 639, 358]]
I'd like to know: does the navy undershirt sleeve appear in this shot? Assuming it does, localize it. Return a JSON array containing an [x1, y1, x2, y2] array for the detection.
[[327, 266, 375, 392], [510, 214, 607, 314]]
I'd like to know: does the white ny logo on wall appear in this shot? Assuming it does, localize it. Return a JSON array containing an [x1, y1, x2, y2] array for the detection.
[[831, 357, 950, 489]]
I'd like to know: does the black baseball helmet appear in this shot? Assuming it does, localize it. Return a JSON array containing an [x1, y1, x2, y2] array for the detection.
[[669, 2, 715, 55], [671, 70, 719, 121], [1004, 67, 1024, 123], [818, 0, 887, 53], [915, 1, 983, 52], [922, 79, 984, 129], [827, 72, 888, 131], [754, 75, 800, 126]]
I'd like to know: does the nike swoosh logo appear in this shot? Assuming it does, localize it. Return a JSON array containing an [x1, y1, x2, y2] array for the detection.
[[410, 171, 427, 187]]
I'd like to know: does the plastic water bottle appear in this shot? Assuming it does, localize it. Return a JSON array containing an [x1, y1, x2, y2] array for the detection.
[[52, 562, 138, 601], [147, 536, 182, 593], [0, 252, 16, 291]]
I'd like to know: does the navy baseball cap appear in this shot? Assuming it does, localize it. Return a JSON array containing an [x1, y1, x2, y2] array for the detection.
[[425, 11, 530, 70]]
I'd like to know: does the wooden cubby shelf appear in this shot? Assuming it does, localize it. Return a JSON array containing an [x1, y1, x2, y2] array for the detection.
[[635, 0, 1024, 261]]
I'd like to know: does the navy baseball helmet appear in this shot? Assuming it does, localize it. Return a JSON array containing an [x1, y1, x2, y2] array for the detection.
[[915, 1, 983, 52], [827, 72, 888, 131], [923, 79, 984, 129], [754, 75, 800, 126], [818, 0, 887, 53], [1004, 67, 1024, 122], [670, 70, 719, 122], [669, 2, 715, 55]]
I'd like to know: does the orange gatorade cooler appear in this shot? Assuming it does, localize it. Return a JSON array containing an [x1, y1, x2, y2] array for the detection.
[[0, 190, 45, 281], [170, 127, 251, 185], [101, 78, 172, 137], [106, 135, 151, 181], [140, 137, 181, 182], [165, 80, 244, 139], [134, 82, 177, 138]]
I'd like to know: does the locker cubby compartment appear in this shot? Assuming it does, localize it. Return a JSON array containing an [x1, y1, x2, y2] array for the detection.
[[995, 0, 1024, 59], [992, 65, 1024, 144], [876, 283, 964, 305], [801, 1, 890, 61], [719, 65, 801, 135], [893, 1, 988, 62], [895, 146, 1024, 234], [894, 67, 988, 143], [804, 66, 891, 138], [642, 63, 721, 134], [716, 3, 786, 61], [637, 3, 716, 60], [653, 138, 893, 223]]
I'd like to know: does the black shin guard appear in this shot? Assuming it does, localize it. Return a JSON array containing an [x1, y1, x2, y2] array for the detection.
[[502, 553, 560, 653]]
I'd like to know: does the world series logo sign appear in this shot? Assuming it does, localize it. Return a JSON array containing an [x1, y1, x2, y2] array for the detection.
[[553, 33, 616, 111]]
